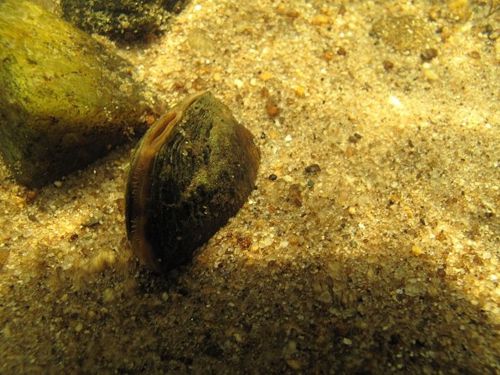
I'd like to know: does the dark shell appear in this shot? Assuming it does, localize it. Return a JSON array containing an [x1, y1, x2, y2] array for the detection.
[[125, 91, 260, 273]]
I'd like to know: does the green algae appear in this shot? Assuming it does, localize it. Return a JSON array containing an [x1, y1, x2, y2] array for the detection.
[[0, 0, 151, 187], [61, 0, 189, 43]]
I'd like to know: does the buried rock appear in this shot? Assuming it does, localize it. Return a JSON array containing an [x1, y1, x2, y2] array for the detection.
[[0, 0, 152, 187]]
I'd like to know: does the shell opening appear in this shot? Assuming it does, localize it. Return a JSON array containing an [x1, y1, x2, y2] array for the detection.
[[148, 112, 177, 151]]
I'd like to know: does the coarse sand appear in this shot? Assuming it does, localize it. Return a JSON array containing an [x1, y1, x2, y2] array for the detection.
[[0, 0, 499, 373]]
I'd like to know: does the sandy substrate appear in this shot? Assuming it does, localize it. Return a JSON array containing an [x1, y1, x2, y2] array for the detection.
[[1, 0, 499, 373]]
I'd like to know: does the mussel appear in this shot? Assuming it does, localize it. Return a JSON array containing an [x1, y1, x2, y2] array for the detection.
[[125, 91, 260, 273]]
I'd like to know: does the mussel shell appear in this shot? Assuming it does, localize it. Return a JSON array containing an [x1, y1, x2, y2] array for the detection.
[[125, 91, 259, 273]]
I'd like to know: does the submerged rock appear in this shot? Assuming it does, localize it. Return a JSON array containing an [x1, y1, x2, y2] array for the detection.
[[0, 0, 151, 187], [30, 0, 61, 14], [61, 0, 189, 43]]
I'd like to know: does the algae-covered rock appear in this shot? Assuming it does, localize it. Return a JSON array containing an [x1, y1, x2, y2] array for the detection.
[[61, 0, 189, 43], [31, 0, 61, 15], [0, 0, 151, 187]]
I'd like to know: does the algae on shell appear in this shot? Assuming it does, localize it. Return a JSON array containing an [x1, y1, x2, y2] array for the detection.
[[125, 92, 260, 273]]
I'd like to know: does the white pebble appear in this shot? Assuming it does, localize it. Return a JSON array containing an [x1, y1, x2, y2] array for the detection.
[[389, 95, 402, 108], [234, 78, 244, 89]]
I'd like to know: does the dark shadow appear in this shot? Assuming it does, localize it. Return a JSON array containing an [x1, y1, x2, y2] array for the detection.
[[0, 209, 497, 373]]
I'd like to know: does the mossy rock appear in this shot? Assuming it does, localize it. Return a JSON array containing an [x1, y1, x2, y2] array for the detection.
[[61, 0, 189, 43], [0, 0, 151, 187]]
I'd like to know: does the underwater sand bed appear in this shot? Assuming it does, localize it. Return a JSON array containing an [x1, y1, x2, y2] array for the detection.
[[0, 0, 499, 373]]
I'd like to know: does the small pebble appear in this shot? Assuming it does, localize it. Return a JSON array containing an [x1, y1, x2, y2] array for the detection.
[[286, 358, 302, 370], [411, 245, 424, 256], [294, 85, 305, 97], [337, 47, 347, 56], [383, 60, 394, 71], [266, 98, 280, 118], [348, 133, 362, 144], [304, 163, 321, 175], [83, 216, 101, 228], [389, 95, 402, 108], [259, 71, 273, 81], [234, 78, 244, 89], [25, 189, 38, 204], [323, 51, 334, 61], [311, 14, 329, 26], [276, 5, 300, 18], [27, 214, 38, 222], [279, 240, 289, 248], [342, 338, 353, 346], [212, 72, 222, 82], [467, 51, 480, 59], [423, 65, 439, 81], [420, 48, 438, 62], [75, 322, 83, 333], [54, 180, 63, 188], [268, 174, 278, 181], [233, 332, 243, 343]]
